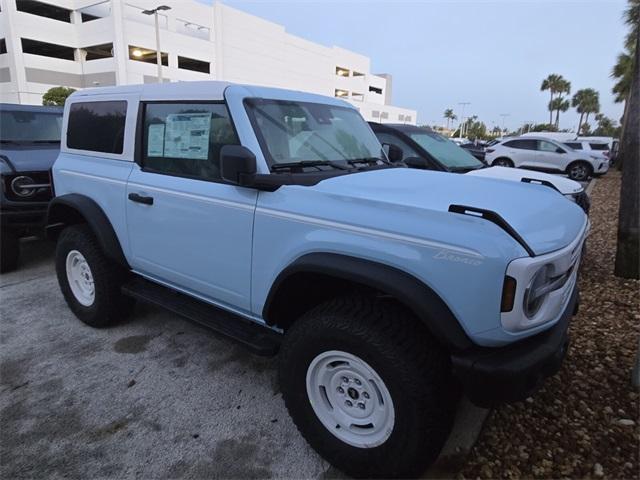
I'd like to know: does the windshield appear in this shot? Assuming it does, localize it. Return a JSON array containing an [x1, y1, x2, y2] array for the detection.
[[0, 110, 62, 143], [407, 131, 482, 169], [245, 99, 385, 167]]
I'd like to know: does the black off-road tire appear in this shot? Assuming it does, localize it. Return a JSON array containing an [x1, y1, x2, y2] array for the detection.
[[279, 296, 456, 479], [55, 224, 134, 327], [0, 230, 20, 273]]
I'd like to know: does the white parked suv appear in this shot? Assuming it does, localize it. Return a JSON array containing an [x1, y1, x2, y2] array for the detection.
[[562, 140, 611, 161], [485, 136, 609, 181]]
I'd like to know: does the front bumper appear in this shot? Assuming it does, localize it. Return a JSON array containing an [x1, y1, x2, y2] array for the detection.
[[451, 284, 578, 408], [0, 201, 49, 233]]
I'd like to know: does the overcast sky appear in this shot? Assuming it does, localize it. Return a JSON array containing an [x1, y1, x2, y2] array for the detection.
[[200, 0, 628, 130]]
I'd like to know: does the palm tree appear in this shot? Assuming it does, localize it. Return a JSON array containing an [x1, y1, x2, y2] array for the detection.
[[443, 109, 456, 130], [541, 74, 571, 125], [549, 96, 570, 128], [572, 88, 600, 134]]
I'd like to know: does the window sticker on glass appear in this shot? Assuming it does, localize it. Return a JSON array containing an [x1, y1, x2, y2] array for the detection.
[[163, 113, 211, 159], [147, 124, 165, 157]]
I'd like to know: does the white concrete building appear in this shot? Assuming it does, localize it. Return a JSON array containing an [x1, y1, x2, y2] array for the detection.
[[0, 0, 417, 123]]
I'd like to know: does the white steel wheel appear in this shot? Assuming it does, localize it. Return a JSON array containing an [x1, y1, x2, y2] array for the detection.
[[65, 249, 95, 307], [306, 350, 395, 448]]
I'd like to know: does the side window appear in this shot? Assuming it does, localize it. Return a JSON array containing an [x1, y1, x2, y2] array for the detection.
[[565, 142, 582, 150], [504, 139, 536, 150], [375, 132, 422, 160], [141, 103, 239, 182], [589, 143, 608, 151], [67, 101, 127, 154], [537, 140, 560, 152]]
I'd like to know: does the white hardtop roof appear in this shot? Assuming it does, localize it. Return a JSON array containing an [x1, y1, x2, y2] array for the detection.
[[67, 81, 353, 108]]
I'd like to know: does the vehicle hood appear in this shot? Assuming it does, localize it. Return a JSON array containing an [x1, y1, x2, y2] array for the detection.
[[0, 144, 60, 175], [465, 166, 583, 195], [311, 168, 586, 256]]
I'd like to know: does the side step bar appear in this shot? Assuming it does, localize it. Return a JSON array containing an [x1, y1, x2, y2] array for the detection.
[[121, 277, 281, 356]]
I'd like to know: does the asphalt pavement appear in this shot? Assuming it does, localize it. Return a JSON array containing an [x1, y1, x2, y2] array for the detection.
[[0, 238, 487, 479]]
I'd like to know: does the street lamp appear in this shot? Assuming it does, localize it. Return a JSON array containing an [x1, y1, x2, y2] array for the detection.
[[499, 113, 510, 133], [142, 5, 171, 83], [458, 102, 470, 139]]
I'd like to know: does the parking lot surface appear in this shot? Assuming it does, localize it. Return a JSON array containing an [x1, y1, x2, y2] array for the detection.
[[0, 240, 330, 479]]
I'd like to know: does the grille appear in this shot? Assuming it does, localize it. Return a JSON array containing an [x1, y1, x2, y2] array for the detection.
[[2, 171, 53, 202], [574, 191, 590, 214]]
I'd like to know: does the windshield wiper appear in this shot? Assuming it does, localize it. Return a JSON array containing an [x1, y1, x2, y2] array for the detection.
[[0, 140, 20, 145], [32, 140, 60, 144], [271, 160, 349, 172], [346, 157, 390, 167]]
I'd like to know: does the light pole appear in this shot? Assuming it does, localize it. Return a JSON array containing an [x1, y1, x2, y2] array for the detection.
[[499, 113, 510, 134], [458, 102, 470, 139], [142, 5, 171, 83]]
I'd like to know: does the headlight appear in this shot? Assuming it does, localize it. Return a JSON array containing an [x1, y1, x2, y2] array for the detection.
[[523, 264, 553, 318]]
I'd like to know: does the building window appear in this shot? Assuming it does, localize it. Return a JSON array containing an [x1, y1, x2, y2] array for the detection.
[[398, 114, 405, 121], [353, 71, 365, 77], [351, 92, 364, 102], [21, 38, 75, 61], [0, 39, 7, 55], [142, 103, 239, 182], [178, 56, 210, 74], [16, 0, 71, 22], [372, 111, 380, 118], [334, 89, 349, 98], [405, 116, 412, 122], [129, 45, 168, 66], [380, 112, 389, 119], [79, 1, 110, 22], [67, 101, 127, 154], [335, 66, 350, 77], [84, 43, 113, 61], [369, 86, 383, 95]]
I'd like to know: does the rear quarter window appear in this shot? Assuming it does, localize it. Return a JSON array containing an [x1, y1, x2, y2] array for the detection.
[[564, 142, 582, 150], [67, 101, 127, 154], [589, 143, 609, 151]]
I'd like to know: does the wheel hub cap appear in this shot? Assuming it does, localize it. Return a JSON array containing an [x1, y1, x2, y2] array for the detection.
[[306, 350, 395, 448], [65, 250, 95, 306]]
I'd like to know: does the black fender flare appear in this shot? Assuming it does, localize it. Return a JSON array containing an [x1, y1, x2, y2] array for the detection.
[[263, 252, 472, 350], [46, 193, 129, 268]]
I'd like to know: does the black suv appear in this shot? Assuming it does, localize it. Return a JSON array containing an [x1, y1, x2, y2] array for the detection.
[[1, 103, 63, 272]]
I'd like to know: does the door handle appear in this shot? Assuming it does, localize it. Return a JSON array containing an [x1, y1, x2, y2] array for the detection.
[[128, 192, 154, 205]]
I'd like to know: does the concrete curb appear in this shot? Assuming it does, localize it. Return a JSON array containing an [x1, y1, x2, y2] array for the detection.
[[424, 398, 491, 478], [585, 178, 596, 196]]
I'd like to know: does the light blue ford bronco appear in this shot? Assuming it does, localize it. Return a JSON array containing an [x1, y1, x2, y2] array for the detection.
[[47, 82, 588, 478]]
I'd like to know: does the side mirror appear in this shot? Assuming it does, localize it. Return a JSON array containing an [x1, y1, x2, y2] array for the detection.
[[556, 147, 565, 154], [220, 145, 257, 185], [403, 156, 429, 169], [382, 143, 403, 163]]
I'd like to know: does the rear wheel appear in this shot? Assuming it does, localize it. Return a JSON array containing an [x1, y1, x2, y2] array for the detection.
[[0, 230, 20, 273], [567, 161, 592, 181], [55, 224, 133, 327], [279, 296, 456, 478], [492, 157, 514, 167]]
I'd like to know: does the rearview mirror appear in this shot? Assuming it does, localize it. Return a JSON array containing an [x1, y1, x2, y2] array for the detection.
[[220, 145, 257, 185], [403, 156, 429, 169], [382, 143, 403, 163]]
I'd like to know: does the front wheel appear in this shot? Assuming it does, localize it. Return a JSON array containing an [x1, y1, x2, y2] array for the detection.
[[492, 157, 514, 167], [279, 297, 455, 478], [55, 224, 133, 327], [567, 161, 592, 181]]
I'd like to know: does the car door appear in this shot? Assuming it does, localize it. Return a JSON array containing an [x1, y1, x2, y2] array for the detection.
[[126, 101, 257, 313], [503, 139, 537, 167], [536, 139, 567, 172]]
